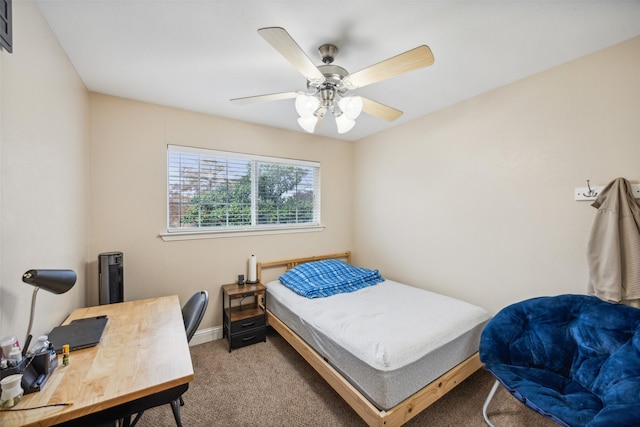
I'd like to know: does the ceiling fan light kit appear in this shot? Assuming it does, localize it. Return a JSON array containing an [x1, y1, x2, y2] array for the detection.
[[230, 27, 434, 135], [295, 92, 362, 134]]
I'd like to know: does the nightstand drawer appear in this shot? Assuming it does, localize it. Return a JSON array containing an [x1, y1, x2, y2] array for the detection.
[[230, 327, 266, 349], [230, 314, 266, 333]]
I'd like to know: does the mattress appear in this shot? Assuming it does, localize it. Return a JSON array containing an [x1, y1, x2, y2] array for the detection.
[[266, 279, 491, 410]]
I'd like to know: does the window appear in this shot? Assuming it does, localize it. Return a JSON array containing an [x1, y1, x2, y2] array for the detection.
[[167, 145, 320, 235]]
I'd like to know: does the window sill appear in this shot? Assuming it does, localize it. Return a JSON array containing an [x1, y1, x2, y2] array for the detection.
[[159, 224, 325, 241]]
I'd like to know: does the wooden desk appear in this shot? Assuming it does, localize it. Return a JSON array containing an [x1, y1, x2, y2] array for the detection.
[[1, 295, 194, 427]]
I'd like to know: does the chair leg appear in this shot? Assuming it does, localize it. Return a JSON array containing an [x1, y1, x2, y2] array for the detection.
[[170, 398, 183, 427], [128, 400, 182, 427], [483, 380, 500, 427], [129, 412, 143, 427]]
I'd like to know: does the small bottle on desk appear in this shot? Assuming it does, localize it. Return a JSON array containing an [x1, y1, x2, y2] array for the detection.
[[62, 344, 70, 366]]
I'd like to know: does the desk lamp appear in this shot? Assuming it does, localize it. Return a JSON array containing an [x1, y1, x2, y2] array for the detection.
[[22, 269, 76, 349]]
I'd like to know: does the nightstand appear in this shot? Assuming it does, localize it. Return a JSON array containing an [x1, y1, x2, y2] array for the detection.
[[221, 282, 267, 352]]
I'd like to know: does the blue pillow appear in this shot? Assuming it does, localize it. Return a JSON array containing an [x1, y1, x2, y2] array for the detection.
[[279, 259, 384, 298]]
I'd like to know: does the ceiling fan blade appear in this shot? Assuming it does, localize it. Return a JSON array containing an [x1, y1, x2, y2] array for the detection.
[[258, 27, 325, 82], [361, 97, 403, 122], [230, 91, 299, 105], [346, 45, 434, 89]]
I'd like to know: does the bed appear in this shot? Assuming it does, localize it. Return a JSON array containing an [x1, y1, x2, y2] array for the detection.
[[257, 251, 491, 427]]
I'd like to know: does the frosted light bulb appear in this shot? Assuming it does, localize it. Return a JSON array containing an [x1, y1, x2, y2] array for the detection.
[[335, 115, 355, 134], [297, 116, 318, 133], [295, 94, 320, 118], [338, 96, 363, 120]]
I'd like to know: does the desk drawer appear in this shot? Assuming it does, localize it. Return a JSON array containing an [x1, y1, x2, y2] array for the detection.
[[230, 314, 265, 333], [230, 327, 266, 349]]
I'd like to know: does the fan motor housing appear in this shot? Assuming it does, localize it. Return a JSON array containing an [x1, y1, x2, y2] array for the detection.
[[319, 64, 348, 83], [307, 64, 349, 94]]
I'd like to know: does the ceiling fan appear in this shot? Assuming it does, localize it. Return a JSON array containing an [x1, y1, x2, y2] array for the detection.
[[230, 27, 434, 134]]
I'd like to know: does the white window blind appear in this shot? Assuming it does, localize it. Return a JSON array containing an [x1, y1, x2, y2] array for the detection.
[[167, 145, 320, 232]]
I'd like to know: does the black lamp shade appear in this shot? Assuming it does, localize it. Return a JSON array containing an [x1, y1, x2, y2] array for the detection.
[[22, 269, 77, 294]]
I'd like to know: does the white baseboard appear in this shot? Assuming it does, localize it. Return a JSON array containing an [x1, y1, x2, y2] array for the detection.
[[190, 325, 223, 346]]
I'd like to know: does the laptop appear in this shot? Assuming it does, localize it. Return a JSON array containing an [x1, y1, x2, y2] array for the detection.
[[48, 315, 108, 354]]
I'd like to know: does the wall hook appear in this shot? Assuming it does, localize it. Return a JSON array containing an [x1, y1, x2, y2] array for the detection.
[[585, 180, 598, 198]]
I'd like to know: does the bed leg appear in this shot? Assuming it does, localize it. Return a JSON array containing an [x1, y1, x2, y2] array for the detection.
[[482, 380, 500, 427]]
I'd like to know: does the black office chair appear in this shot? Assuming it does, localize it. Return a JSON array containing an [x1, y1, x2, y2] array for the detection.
[[182, 290, 209, 342], [127, 290, 209, 427]]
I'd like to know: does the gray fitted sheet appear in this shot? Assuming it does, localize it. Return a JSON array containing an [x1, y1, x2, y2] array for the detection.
[[266, 279, 490, 410]]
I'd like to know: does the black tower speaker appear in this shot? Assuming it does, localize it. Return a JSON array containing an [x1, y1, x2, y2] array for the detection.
[[99, 252, 123, 305]]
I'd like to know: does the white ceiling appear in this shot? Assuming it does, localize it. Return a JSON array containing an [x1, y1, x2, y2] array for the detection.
[[35, 1, 640, 141]]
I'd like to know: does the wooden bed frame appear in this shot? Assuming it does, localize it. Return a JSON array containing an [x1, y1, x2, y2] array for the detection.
[[257, 251, 483, 427]]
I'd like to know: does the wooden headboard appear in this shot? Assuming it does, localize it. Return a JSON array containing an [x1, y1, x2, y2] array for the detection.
[[256, 251, 352, 284]]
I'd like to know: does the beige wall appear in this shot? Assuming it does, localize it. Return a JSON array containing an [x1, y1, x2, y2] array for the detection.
[[353, 36, 640, 314], [0, 2, 88, 341], [87, 94, 353, 336]]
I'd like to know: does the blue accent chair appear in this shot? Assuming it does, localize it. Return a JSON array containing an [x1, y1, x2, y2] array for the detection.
[[479, 294, 640, 427]]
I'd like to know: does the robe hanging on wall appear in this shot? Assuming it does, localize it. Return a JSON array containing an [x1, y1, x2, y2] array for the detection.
[[587, 177, 640, 307]]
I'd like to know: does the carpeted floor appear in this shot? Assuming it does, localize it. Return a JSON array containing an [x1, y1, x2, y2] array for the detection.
[[136, 328, 557, 426]]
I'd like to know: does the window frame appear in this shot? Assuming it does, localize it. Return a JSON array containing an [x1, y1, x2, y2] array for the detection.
[[162, 145, 323, 241], [0, 0, 12, 54]]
